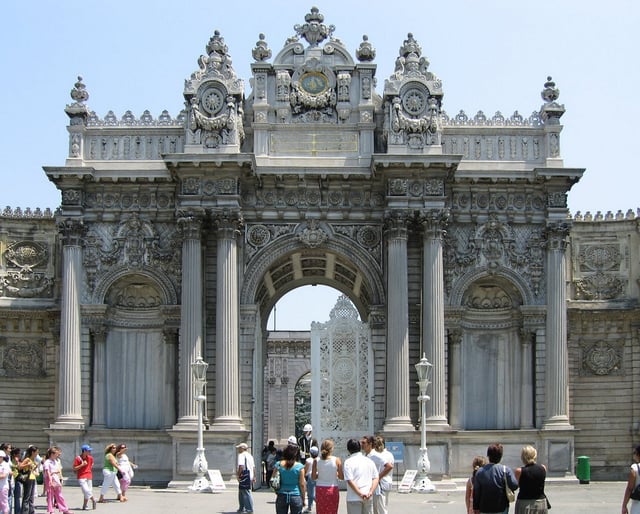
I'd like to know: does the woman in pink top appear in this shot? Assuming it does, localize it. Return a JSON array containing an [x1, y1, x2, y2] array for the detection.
[[43, 447, 71, 514], [312, 440, 343, 514]]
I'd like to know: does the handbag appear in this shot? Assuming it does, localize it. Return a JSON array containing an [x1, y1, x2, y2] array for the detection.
[[630, 464, 640, 500], [503, 465, 515, 503], [238, 456, 252, 490], [545, 493, 552, 509], [269, 469, 281, 491]]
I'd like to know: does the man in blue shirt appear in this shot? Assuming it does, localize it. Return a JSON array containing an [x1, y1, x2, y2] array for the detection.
[[473, 443, 518, 514]]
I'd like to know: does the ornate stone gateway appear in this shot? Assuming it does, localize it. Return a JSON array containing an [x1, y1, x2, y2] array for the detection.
[[5, 6, 638, 484], [311, 296, 374, 454]]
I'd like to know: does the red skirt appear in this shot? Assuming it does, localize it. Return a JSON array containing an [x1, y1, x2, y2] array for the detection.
[[315, 485, 339, 514]]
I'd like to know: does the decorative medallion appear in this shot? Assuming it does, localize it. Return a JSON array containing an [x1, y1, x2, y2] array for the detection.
[[299, 72, 330, 95], [581, 341, 622, 376], [356, 226, 380, 249], [402, 87, 427, 116], [248, 225, 271, 247], [200, 87, 225, 115]]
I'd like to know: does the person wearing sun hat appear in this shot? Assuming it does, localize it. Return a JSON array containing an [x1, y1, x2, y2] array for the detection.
[[73, 444, 96, 510]]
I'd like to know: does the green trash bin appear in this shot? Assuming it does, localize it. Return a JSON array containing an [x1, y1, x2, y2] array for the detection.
[[577, 455, 590, 484]]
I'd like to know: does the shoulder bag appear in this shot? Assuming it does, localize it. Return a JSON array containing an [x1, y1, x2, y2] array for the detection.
[[503, 465, 515, 503]]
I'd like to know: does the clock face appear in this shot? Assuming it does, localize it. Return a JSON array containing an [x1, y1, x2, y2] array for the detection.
[[299, 72, 330, 95]]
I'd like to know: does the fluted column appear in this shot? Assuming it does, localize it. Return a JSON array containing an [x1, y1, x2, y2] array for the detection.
[[383, 212, 413, 431], [420, 211, 449, 427], [543, 223, 572, 428], [52, 219, 85, 428], [212, 212, 244, 429], [176, 214, 203, 425], [520, 329, 534, 429]]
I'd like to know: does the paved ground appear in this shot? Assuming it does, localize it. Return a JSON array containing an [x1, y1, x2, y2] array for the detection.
[[33, 479, 629, 514]]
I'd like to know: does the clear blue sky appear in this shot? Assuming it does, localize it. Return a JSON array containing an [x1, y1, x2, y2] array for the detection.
[[3, 1, 637, 328]]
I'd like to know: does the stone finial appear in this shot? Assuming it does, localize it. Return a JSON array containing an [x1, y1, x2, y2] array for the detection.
[[541, 76, 560, 103], [70, 76, 89, 104], [252, 33, 272, 62], [356, 34, 376, 62], [65, 76, 90, 121], [294, 6, 335, 46], [206, 30, 228, 56], [399, 32, 422, 58], [540, 76, 565, 124]]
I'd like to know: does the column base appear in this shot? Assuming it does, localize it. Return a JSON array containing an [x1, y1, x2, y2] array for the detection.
[[426, 417, 451, 430], [542, 415, 574, 430], [382, 417, 415, 432]]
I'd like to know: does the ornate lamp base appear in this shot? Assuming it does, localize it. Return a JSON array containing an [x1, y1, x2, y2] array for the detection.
[[412, 472, 436, 493]]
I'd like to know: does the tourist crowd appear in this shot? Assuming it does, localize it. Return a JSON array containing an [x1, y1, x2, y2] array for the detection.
[[0, 442, 136, 514]]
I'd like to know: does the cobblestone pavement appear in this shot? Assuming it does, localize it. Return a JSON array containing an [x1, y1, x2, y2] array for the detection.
[[35, 479, 629, 514]]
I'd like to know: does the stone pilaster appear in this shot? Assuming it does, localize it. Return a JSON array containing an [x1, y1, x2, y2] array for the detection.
[[90, 324, 107, 427], [212, 212, 245, 430], [51, 219, 85, 429], [543, 223, 572, 428], [382, 212, 413, 431], [520, 329, 534, 429], [176, 213, 204, 425], [420, 211, 449, 427], [448, 330, 462, 429]]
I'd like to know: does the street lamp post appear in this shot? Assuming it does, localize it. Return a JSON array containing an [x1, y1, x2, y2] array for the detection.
[[412, 353, 436, 493], [190, 355, 210, 492]]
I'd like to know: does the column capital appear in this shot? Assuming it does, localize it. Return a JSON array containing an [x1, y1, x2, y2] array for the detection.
[[176, 211, 204, 240], [418, 208, 449, 239], [211, 209, 244, 238], [58, 218, 85, 246], [544, 221, 571, 251], [383, 210, 411, 239]]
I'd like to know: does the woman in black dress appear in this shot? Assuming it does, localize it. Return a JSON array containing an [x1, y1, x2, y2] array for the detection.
[[514, 445, 548, 514]]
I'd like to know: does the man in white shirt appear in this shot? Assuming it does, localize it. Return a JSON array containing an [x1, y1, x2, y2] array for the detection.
[[343, 439, 379, 514], [236, 443, 255, 513]]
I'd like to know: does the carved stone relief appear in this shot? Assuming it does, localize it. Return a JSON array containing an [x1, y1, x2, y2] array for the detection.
[[444, 217, 544, 301], [0, 338, 46, 377], [574, 244, 625, 300], [82, 214, 180, 300], [579, 340, 623, 376], [1, 241, 53, 298]]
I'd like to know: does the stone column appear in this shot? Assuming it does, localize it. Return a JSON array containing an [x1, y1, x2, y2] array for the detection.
[[212, 212, 244, 429], [52, 219, 85, 428], [420, 211, 449, 427], [543, 223, 572, 428], [448, 330, 462, 429], [519, 328, 534, 429], [176, 214, 204, 425], [383, 212, 413, 431]]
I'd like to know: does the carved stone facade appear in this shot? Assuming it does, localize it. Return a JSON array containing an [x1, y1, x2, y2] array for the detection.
[[0, 8, 638, 483]]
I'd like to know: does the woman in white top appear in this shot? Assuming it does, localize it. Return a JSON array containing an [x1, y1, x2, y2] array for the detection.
[[622, 445, 640, 514], [312, 440, 343, 514]]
